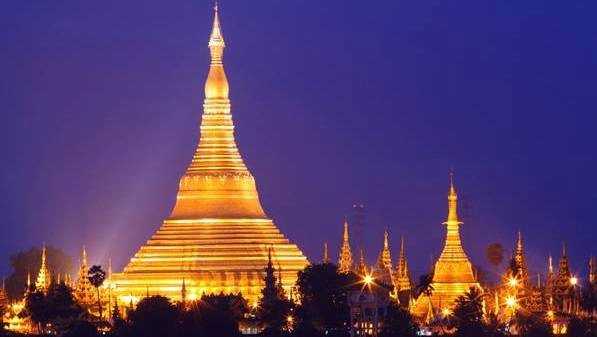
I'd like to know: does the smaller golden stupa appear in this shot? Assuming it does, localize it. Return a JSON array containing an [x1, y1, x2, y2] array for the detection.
[[413, 174, 479, 317]]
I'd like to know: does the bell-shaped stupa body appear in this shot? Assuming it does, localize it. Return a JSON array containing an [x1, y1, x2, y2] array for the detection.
[[113, 6, 308, 304], [413, 175, 479, 317]]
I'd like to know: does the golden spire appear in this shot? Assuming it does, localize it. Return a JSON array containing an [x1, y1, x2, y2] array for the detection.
[[559, 242, 570, 276], [338, 220, 353, 273], [74, 246, 95, 305], [323, 242, 330, 264], [169, 3, 266, 219], [35, 243, 52, 294], [514, 230, 528, 285], [357, 248, 367, 275], [395, 236, 411, 291], [548, 253, 554, 276], [437, 173, 470, 266], [447, 171, 459, 223], [378, 228, 392, 270], [590, 256, 596, 285]]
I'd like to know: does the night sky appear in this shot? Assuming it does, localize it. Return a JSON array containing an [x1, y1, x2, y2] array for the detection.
[[1, 1, 596, 282]]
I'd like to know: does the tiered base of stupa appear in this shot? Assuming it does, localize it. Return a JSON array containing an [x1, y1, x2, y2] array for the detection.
[[113, 218, 308, 304]]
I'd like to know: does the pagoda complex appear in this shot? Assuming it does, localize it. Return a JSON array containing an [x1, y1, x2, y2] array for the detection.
[[112, 6, 307, 303], [413, 175, 479, 317]]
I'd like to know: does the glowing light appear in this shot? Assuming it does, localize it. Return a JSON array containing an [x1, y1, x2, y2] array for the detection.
[[547, 310, 554, 321], [442, 308, 451, 318], [505, 296, 517, 308], [570, 276, 578, 286], [252, 301, 258, 309], [363, 274, 373, 285], [508, 278, 518, 287], [287, 315, 294, 323], [188, 293, 198, 301]]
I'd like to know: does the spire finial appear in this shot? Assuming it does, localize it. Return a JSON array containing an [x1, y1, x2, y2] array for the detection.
[[383, 228, 389, 249], [323, 242, 329, 264], [446, 171, 460, 223], [400, 236, 405, 255], [562, 241, 567, 257], [208, 2, 225, 61], [517, 230, 523, 252]]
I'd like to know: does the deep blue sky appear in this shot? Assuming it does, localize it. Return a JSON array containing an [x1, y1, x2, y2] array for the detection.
[[1, 1, 595, 282]]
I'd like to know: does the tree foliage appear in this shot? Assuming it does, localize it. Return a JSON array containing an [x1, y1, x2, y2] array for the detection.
[[379, 302, 418, 337], [88, 265, 106, 320], [6, 246, 74, 300], [128, 295, 179, 337], [295, 263, 358, 336], [451, 287, 485, 337]]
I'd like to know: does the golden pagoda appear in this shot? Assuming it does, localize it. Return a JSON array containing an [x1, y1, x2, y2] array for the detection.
[[112, 6, 307, 304], [413, 174, 479, 317], [338, 220, 354, 273], [377, 229, 393, 271], [74, 247, 95, 306], [511, 230, 529, 286], [394, 236, 412, 292], [34, 244, 51, 294], [373, 229, 394, 286]]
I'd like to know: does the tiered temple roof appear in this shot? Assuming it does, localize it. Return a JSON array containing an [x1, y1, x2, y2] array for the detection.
[[338, 220, 354, 273], [34, 244, 51, 294]]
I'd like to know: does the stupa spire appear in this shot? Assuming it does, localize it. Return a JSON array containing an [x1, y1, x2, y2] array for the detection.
[[74, 246, 95, 306], [357, 248, 367, 275], [438, 173, 469, 263], [323, 242, 330, 264], [338, 220, 354, 273], [558, 242, 570, 276], [447, 171, 460, 223], [395, 236, 411, 291], [378, 228, 392, 270], [412, 174, 478, 317], [170, 3, 266, 219], [548, 253, 554, 275], [35, 243, 51, 294], [112, 6, 308, 304], [589, 256, 596, 285], [513, 230, 529, 285]]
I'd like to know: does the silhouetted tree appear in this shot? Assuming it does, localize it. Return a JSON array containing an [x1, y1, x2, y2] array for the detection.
[[259, 252, 292, 334], [566, 316, 595, 337], [451, 287, 485, 337], [61, 320, 99, 337], [129, 295, 179, 337], [515, 312, 553, 337], [88, 265, 106, 320], [22, 290, 50, 334], [180, 293, 245, 337], [414, 273, 434, 299], [295, 263, 358, 336], [6, 246, 74, 300], [46, 282, 84, 334], [379, 302, 418, 337]]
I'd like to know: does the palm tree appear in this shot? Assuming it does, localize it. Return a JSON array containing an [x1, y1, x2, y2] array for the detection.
[[415, 273, 434, 299], [88, 265, 106, 320], [452, 287, 486, 337]]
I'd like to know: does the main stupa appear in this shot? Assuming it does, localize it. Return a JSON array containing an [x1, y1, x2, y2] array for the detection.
[[113, 6, 308, 304], [413, 174, 479, 318]]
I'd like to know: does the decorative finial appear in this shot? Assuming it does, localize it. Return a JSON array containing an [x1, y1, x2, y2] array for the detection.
[[517, 230, 523, 252]]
